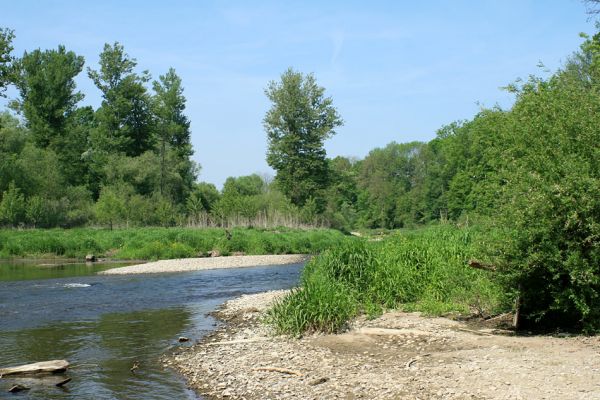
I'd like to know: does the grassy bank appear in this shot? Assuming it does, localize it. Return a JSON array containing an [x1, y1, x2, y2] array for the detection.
[[268, 225, 506, 335], [0, 227, 347, 260]]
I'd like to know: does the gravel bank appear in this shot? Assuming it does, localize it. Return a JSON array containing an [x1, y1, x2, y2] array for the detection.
[[99, 254, 309, 275], [168, 291, 600, 400]]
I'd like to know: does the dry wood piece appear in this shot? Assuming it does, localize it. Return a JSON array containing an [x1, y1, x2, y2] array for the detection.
[[130, 361, 140, 373], [468, 259, 497, 272], [456, 327, 495, 336], [252, 367, 304, 377], [0, 360, 69, 377], [309, 377, 329, 386]]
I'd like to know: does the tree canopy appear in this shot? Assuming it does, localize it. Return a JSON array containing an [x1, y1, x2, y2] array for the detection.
[[264, 68, 343, 208]]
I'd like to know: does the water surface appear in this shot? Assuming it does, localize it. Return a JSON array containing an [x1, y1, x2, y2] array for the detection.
[[0, 260, 303, 399]]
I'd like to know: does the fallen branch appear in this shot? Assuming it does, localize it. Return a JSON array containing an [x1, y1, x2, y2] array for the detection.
[[468, 259, 497, 272], [405, 353, 431, 369], [485, 312, 511, 322], [252, 367, 303, 377], [0, 360, 69, 377], [55, 377, 71, 387]]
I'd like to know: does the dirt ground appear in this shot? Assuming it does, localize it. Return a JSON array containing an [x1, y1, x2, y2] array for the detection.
[[168, 291, 600, 400]]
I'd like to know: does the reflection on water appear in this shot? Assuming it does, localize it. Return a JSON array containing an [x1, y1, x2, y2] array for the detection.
[[0, 262, 303, 399], [0, 260, 138, 282]]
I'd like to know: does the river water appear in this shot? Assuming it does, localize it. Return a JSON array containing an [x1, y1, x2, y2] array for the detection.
[[0, 260, 303, 399]]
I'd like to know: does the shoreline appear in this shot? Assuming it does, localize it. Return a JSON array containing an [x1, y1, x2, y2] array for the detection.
[[99, 254, 309, 275], [168, 291, 600, 400]]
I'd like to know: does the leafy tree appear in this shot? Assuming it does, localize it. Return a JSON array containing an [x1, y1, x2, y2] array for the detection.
[[0, 182, 26, 226], [152, 68, 194, 200], [264, 68, 343, 208], [189, 182, 220, 212], [323, 156, 360, 231], [0, 112, 28, 193], [13, 45, 85, 149], [357, 142, 423, 228], [88, 42, 153, 156], [222, 174, 264, 197], [0, 27, 15, 98], [25, 195, 44, 227], [94, 185, 126, 229]]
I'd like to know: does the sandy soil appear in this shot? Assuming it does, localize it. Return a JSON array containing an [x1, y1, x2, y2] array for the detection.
[[99, 255, 309, 275], [168, 291, 600, 400]]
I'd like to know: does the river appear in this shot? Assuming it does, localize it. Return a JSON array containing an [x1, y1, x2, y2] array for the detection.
[[0, 260, 303, 399]]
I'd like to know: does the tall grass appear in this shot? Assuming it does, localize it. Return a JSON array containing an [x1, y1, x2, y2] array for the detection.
[[267, 225, 505, 335], [0, 227, 346, 260]]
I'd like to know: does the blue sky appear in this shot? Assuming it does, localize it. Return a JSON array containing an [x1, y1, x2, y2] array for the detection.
[[1, 0, 595, 188]]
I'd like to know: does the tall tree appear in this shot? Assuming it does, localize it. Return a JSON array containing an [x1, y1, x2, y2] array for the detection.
[[0, 27, 15, 98], [88, 42, 153, 156], [264, 68, 343, 207], [152, 68, 194, 199], [13, 45, 84, 149]]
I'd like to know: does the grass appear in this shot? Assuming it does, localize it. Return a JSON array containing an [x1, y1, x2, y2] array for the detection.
[[0, 227, 347, 260], [267, 225, 506, 336]]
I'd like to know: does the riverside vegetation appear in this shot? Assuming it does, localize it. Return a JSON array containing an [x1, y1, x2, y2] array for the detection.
[[268, 225, 505, 336], [0, 227, 345, 260], [0, 15, 599, 333]]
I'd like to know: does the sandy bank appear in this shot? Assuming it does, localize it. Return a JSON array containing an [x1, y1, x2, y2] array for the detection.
[[168, 291, 600, 400], [99, 254, 309, 275]]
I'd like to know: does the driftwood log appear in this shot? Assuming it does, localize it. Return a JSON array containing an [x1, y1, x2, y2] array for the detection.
[[0, 360, 69, 377]]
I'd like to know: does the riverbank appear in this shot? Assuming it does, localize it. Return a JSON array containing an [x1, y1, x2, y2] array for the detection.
[[168, 291, 600, 400], [100, 254, 309, 275]]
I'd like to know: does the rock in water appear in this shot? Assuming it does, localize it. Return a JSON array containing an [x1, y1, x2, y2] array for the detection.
[[85, 254, 96, 262], [0, 360, 69, 376]]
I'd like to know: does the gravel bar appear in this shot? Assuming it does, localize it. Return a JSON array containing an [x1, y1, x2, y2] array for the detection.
[[99, 254, 309, 275]]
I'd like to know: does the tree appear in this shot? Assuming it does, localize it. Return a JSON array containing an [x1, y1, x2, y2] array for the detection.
[[94, 185, 126, 230], [0, 27, 15, 98], [264, 68, 343, 208], [88, 42, 153, 157], [152, 68, 194, 200], [0, 182, 26, 226], [13, 45, 85, 149]]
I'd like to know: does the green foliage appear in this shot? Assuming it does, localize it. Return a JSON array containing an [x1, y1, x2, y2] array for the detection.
[[14, 45, 85, 149], [88, 42, 154, 157], [264, 68, 343, 208], [0, 227, 346, 260], [94, 185, 126, 229], [152, 67, 195, 202], [0, 27, 15, 97], [0, 182, 26, 226], [482, 34, 600, 331], [269, 226, 504, 335]]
